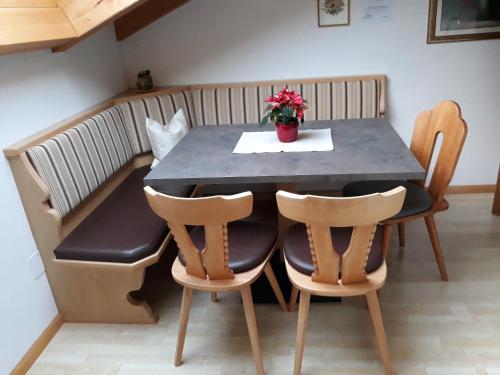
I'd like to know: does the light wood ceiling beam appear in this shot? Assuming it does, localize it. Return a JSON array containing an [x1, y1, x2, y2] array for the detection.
[[114, 0, 190, 41], [58, 0, 147, 36], [0, 7, 76, 55], [53, 0, 147, 52]]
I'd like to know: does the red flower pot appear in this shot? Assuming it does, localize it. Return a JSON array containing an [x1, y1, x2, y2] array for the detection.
[[275, 122, 299, 143]]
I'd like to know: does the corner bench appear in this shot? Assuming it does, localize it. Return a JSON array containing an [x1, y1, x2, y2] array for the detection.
[[4, 75, 386, 323]]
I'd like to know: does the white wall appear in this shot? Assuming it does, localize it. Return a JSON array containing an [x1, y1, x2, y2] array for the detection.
[[0, 26, 127, 374], [122, 0, 500, 185], [0, 2, 498, 372]]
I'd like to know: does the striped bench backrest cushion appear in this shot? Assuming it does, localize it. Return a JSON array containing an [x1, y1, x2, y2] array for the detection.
[[117, 90, 195, 154], [26, 106, 134, 217], [190, 79, 383, 126]]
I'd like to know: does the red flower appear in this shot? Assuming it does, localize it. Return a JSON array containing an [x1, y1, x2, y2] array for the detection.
[[296, 109, 304, 120], [261, 87, 308, 126]]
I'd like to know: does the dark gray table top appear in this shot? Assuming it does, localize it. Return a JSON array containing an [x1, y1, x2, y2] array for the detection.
[[144, 119, 425, 190]]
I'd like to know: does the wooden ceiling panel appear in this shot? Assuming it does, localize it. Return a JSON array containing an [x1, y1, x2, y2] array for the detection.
[[0, 0, 190, 54], [0, 7, 76, 54], [0, 0, 57, 7]]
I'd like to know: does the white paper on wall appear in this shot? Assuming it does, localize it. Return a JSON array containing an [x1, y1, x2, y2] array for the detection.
[[361, 0, 394, 23]]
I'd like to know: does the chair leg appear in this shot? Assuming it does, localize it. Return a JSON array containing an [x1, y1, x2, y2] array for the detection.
[[424, 214, 449, 281], [264, 263, 288, 311], [241, 286, 265, 375], [397, 223, 405, 249], [382, 224, 393, 260], [366, 290, 393, 375], [289, 286, 299, 312], [175, 287, 193, 366], [294, 291, 311, 375], [210, 292, 218, 302]]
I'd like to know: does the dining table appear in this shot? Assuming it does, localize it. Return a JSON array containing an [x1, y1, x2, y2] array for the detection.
[[144, 118, 425, 303], [145, 118, 425, 190]]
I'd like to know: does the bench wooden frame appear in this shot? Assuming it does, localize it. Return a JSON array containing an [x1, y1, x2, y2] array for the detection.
[[4, 75, 386, 324]]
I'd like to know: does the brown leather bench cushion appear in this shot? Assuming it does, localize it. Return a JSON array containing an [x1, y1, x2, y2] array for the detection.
[[179, 221, 277, 274], [283, 224, 384, 276], [55, 166, 193, 263]]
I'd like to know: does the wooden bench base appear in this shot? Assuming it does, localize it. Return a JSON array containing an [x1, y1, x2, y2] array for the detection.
[[51, 238, 170, 323]]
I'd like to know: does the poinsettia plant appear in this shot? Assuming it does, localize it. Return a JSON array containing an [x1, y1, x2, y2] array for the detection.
[[260, 88, 308, 126]]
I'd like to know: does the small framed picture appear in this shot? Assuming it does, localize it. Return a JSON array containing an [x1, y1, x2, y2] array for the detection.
[[318, 0, 350, 27], [427, 0, 500, 43]]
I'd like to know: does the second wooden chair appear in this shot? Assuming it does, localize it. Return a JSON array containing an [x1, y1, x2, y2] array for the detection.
[[144, 187, 287, 375], [343, 100, 468, 281], [277, 187, 406, 375]]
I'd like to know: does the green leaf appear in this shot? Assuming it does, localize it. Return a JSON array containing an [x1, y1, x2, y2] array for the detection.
[[259, 115, 269, 127]]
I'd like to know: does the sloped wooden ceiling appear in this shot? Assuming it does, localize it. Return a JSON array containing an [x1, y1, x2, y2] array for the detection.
[[0, 0, 190, 55]]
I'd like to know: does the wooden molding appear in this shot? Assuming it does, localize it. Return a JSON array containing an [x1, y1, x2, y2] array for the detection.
[[492, 168, 500, 215], [446, 185, 495, 194], [10, 314, 63, 375], [114, 0, 190, 41]]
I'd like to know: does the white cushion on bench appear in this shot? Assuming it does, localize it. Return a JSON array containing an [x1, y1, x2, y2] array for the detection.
[[117, 90, 195, 154], [146, 109, 188, 163]]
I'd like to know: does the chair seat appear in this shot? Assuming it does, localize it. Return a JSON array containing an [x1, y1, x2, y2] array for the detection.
[[342, 180, 433, 219], [283, 224, 384, 276], [178, 221, 277, 274], [55, 166, 194, 263]]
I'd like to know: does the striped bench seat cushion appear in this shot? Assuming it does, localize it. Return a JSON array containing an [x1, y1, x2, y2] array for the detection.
[[190, 79, 383, 126], [27, 106, 135, 217], [117, 90, 195, 154]]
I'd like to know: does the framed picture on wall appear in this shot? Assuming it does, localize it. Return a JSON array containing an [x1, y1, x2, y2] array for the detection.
[[428, 0, 500, 43], [318, 0, 350, 27]]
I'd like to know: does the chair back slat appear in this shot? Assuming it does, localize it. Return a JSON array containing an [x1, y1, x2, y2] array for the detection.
[[410, 101, 468, 203], [168, 222, 207, 279], [203, 224, 233, 280], [410, 110, 432, 186], [144, 187, 252, 280], [277, 187, 406, 285], [341, 224, 377, 284], [307, 224, 339, 284]]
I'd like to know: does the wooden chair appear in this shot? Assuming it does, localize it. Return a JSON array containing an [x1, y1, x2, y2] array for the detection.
[[144, 187, 287, 375], [343, 100, 468, 281], [276, 187, 406, 375]]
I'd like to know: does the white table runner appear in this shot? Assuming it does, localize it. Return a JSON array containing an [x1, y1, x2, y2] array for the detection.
[[233, 129, 334, 154]]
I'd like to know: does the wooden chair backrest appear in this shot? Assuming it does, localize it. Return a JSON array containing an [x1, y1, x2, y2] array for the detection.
[[410, 100, 468, 202], [276, 187, 406, 285], [144, 187, 253, 280]]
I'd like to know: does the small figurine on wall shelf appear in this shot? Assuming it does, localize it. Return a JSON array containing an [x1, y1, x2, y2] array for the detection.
[[136, 70, 154, 91]]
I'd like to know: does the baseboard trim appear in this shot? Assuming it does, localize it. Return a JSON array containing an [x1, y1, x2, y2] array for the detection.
[[446, 185, 495, 194], [10, 314, 63, 375]]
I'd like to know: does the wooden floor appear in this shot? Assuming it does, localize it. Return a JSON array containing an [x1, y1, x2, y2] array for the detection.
[[29, 194, 500, 375]]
